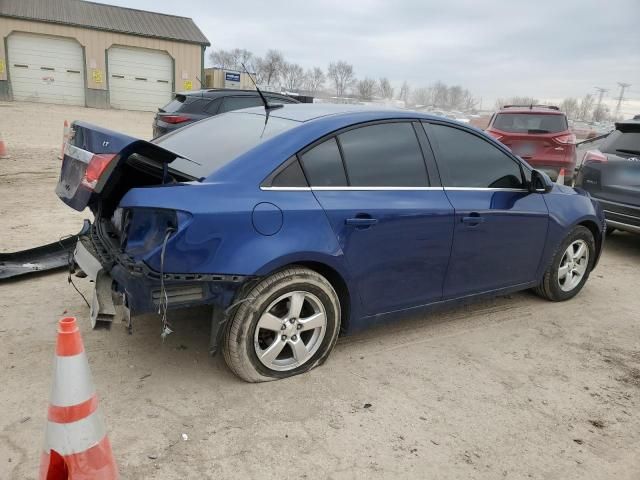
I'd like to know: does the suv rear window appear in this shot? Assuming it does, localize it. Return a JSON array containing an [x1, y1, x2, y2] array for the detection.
[[154, 112, 298, 178], [493, 113, 567, 134], [161, 95, 189, 113], [600, 129, 640, 155]]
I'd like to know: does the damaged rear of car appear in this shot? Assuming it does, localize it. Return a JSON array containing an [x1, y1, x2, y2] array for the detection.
[[57, 114, 299, 333]]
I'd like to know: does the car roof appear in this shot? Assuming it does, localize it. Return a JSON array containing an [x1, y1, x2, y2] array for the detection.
[[236, 103, 444, 123]]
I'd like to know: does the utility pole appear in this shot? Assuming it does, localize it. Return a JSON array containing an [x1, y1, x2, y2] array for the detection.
[[615, 82, 631, 119], [593, 87, 607, 121]]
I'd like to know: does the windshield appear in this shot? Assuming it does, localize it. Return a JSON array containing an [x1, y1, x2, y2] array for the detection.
[[601, 130, 640, 155], [493, 113, 567, 134], [154, 112, 299, 178]]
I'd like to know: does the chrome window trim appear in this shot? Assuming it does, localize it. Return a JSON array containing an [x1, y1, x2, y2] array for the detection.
[[260, 186, 445, 192], [443, 187, 529, 192], [260, 186, 312, 191]]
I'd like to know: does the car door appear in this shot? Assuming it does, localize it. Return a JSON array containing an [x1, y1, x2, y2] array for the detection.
[[300, 121, 455, 316], [424, 122, 549, 298]]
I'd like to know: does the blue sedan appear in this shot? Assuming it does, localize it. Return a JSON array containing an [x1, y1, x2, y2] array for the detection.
[[57, 104, 605, 382]]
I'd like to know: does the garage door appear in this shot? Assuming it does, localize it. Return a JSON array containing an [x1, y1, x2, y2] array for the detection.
[[108, 47, 172, 111], [7, 33, 85, 106]]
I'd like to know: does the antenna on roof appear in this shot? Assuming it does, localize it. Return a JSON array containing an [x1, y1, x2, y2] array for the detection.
[[241, 63, 283, 124]]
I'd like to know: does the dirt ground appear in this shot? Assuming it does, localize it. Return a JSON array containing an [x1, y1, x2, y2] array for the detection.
[[1, 101, 639, 480]]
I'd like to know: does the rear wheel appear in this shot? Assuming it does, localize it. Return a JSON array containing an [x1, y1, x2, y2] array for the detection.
[[535, 226, 595, 301], [223, 267, 341, 382]]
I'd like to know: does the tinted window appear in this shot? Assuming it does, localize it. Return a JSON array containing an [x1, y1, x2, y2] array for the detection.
[[155, 113, 298, 178], [271, 159, 308, 187], [267, 96, 297, 104], [161, 95, 188, 113], [600, 129, 640, 155], [493, 113, 567, 133], [219, 96, 263, 113], [300, 138, 347, 187], [429, 124, 524, 188], [204, 98, 222, 114], [338, 123, 427, 187]]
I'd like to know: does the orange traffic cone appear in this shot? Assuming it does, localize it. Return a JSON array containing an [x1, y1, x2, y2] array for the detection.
[[556, 168, 565, 185], [59, 120, 70, 160], [0, 131, 9, 159], [40, 317, 118, 479]]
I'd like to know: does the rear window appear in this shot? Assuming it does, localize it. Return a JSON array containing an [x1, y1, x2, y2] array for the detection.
[[154, 112, 298, 178], [161, 95, 188, 113], [600, 129, 640, 155], [493, 113, 567, 134]]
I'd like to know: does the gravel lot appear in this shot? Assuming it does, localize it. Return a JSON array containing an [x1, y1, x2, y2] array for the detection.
[[1, 102, 639, 479]]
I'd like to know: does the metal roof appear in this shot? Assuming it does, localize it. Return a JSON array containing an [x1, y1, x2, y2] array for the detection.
[[0, 0, 210, 46]]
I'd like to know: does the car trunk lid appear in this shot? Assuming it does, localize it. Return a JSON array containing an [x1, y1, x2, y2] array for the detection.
[[56, 121, 197, 213]]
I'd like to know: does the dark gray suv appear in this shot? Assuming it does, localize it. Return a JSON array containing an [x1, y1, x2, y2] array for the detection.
[[152, 89, 300, 138]]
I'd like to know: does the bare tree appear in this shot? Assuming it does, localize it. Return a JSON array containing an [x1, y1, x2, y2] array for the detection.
[[432, 81, 449, 108], [592, 103, 609, 122], [577, 94, 594, 121], [378, 77, 394, 99], [494, 96, 539, 110], [280, 62, 305, 91], [209, 49, 235, 69], [461, 89, 477, 111], [398, 81, 411, 105], [327, 61, 355, 97], [357, 77, 377, 100], [560, 98, 579, 119], [304, 67, 325, 94], [447, 85, 464, 109], [411, 86, 433, 106], [255, 50, 285, 86]]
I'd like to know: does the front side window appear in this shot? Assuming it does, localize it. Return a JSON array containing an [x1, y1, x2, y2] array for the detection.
[[428, 123, 524, 189], [337, 122, 428, 187]]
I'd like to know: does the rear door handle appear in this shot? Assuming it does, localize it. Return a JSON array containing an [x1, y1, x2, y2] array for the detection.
[[462, 214, 485, 225]]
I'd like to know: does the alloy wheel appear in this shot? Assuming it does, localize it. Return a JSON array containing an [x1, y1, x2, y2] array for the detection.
[[558, 239, 589, 292]]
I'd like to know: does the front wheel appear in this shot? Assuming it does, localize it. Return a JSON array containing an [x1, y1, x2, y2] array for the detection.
[[535, 225, 595, 301], [222, 267, 341, 382]]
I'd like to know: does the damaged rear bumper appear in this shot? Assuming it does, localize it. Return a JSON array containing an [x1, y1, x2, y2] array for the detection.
[[74, 223, 248, 326]]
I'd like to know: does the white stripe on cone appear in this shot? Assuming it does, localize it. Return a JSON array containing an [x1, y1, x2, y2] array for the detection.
[[44, 408, 107, 456], [50, 352, 96, 407]]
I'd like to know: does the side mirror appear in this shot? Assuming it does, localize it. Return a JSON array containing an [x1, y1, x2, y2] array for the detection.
[[529, 169, 554, 194]]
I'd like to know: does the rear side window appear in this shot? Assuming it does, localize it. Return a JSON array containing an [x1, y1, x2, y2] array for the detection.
[[493, 113, 567, 134], [271, 159, 308, 187], [219, 96, 263, 113], [300, 138, 347, 187], [429, 124, 524, 189], [338, 123, 428, 187], [600, 129, 640, 155], [161, 95, 188, 113], [204, 98, 222, 114]]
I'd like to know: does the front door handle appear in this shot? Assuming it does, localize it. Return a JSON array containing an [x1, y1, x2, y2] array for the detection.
[[345, 216, 378, 228], [462, 214, 485, 226]]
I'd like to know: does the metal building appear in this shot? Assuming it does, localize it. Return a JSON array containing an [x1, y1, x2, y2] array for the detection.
[[0, 0, 209, 111]]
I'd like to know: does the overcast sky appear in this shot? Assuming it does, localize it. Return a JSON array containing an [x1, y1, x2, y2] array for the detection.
[[97, 0, 639, 114]]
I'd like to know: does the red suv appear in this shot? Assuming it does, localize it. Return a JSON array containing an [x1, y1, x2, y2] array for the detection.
[[485, 105, 576, 184]]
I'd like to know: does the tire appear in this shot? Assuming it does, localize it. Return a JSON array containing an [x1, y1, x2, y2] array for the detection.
[[535, 225, 595, 302], [223, 266, 341, 382]]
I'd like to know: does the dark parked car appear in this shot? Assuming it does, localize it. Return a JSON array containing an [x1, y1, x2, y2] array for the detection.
[[57, 105, 604, 382], [152, 89, 299, 137], [575, 119, 640, 235], [486, 105, 576, 184]]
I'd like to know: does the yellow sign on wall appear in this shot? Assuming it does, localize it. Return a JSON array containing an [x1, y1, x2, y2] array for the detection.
[[0, 59, 5, 74], [183, 80, 193, 91], [92, 69, 103, 84]]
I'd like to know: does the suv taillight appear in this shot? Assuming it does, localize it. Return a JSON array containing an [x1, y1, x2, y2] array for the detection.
[[161, 115, 190, 124], [583, 150, 607, 165], [553, 133, 576, 145]]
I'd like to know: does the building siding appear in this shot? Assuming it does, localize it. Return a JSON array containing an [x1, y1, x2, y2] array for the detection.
[[0, 18, 203, 102]]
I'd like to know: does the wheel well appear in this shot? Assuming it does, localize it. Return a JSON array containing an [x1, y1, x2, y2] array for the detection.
[[578, 220, 602, 254], [293, 261, 351, 334]]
